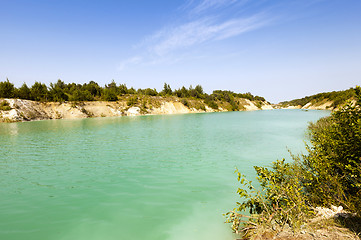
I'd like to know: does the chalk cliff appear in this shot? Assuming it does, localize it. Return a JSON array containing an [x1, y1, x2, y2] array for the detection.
[[0, 97, 273, 122]]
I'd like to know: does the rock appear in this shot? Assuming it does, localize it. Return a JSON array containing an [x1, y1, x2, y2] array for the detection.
[[126, 107, 141, 116]]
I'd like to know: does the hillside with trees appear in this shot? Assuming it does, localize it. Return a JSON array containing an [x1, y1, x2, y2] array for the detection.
[[279, 87, 357, 109], [0, 79, 271, 122], [0, 79, 266, 106]]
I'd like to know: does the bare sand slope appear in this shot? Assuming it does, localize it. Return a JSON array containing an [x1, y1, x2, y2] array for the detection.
[[0, 98, 273, 122]]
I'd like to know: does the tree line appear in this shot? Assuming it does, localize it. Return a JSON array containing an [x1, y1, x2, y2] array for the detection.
[[280, 87, 356, 109], [0, 79, 266, 104]]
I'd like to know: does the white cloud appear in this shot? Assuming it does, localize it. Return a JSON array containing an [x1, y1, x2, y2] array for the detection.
[[149, 13, 269, 56], [117, 0, 271, 70], [191, 0, 239, 14], [118, 56, 142, 71]]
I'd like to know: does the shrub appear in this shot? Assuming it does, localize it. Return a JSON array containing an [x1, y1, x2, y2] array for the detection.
[[101, 89, 117, 101], [181, 98, 189, 107], [303, 87, 361, 213], [127, 96, 138, 106], [226, 159, 312, 237], [254, 100, 263, 109], [194, 102, 206, 111], [228, 86, 361, 238], [205, 100, 218, 109], [144, 88, 158, 96], [204, 95, 218, 109], [0, 101, 12, 111]]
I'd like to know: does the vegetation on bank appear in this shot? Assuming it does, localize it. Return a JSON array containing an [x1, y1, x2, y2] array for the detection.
[[0, 79, 266, 111], [228, 86, 361, 239], [279, 87, 357, 109]]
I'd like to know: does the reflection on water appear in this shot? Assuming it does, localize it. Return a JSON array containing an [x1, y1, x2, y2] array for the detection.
[[0, 110, 330, 240]]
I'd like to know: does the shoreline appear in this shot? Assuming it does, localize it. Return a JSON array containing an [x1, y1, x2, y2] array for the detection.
[[0, 97, 274, 123]]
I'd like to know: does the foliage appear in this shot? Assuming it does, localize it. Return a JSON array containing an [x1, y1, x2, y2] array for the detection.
[[174, 86, 190, 98], [127, 96, 138, 106], [0, 79, 267, 106], [30, 82, 48, 101], [195, 102, 206, 111], [204, 95, 218, 110], [143, 88, 158, 96], [228, 86, 361, 238], [212, 90, 265, 102], [161, 83, 172, 96], [0, 100, 12, 111], [303, 87, 361, 213], [101, 88, 117, 101], [49, 80, 68, 102], [0, 79, 15, 98], [280, 88, 356, 109], [180, 98, 189, 107], [254, 100, 263, 109], [16, 83, 32, 100], [226, 159, 312, 237]]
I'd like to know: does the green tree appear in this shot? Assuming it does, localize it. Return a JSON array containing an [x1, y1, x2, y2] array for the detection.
[[194, 85, 204, 98], [30, 82, 48, 101], [144, 88, 158, 96], [174, 86, 189, 98], [0, 79, 15, 98], [161, 83, 172, 96], [16, 83, 31, 100], [101, 88, 117, 101], [49, 80, 68, 102], [118, 84, 128, 95], [84, 81, 101, 97]]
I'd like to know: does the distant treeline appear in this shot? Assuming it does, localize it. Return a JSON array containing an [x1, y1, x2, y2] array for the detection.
[[0, 79, 266, 104], [279, 87, 357, 109]]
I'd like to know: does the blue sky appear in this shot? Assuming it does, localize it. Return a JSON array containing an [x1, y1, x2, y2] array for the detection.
[[0, 0, 360, 102]]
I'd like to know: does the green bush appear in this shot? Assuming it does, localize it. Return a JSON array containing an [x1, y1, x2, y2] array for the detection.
[[181, 98, 189, 107], [226, 159, 312, 236], [303, 87, 361, 213], [254, 100, 263, 109], [204, 95, 218, 109], [228, 86, 361, 238], [101, 89, 117, 101], [206, 100, 218, 109], [0, 101, 12, 111], [127, 96, 138, 106]]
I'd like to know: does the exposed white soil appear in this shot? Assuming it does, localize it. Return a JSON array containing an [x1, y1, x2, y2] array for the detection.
[[302, 100, 334, 110], [0, 98, 273, 122]]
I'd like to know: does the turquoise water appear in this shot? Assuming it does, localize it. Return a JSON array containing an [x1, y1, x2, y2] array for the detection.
[[0, 110, 330, 240]]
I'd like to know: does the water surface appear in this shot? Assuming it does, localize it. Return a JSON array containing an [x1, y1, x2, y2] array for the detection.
[[0, 110, 330, 240]]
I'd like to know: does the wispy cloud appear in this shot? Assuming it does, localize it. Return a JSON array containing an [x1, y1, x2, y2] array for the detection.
[[118, 0, 272, 71], [149, 14, 269, 56], [190, 0, 239, 15], [118, 56, 142, 71]]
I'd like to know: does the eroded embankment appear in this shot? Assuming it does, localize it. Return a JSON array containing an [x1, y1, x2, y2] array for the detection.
[[275, 99, 335, 110], [277, 98, 356, 110], [0, 96, 273, 122]]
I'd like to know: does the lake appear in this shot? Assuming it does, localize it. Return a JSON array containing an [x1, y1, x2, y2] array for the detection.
[[0, 110, 330, 240]]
